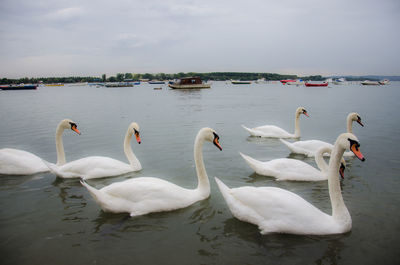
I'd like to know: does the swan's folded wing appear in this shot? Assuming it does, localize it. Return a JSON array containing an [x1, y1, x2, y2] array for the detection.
[[102, 177, 195, 210], [229, 186, 332, 233]]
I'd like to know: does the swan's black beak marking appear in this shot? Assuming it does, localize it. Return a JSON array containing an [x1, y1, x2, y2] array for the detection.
[[348, 138, 365, 161], [134, 129, 141, 144], [69, 122, 81, 135], [357, 116, 364, 127]]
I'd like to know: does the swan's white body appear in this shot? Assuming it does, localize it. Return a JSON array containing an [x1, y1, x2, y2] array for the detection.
[[239, 146, 341, 181], [242, 107, 309, 138], [216, 133, 365, 235], [280, 112, 363, 157], [0, 119, 80, 175], [46, 122, 142, 179], [0, 149, 49, 175], [81, 127, 222, 216]]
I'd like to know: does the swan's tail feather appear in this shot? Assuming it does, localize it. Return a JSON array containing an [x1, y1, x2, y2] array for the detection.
[[80, 179, 102, 203], [42, 160, 61, 175], [279, 138, 292, 149], [215, 177, 260, 224], [241, 125, 253, 134], [215, 177, 233, 206], [239, 152, 263, 172]]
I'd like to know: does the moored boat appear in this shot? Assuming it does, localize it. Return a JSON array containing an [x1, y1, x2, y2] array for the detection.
[[105, 82, 134, 87], [286, 79, 304, 85], [361, 80, 380, 85], [0, 84, 38, 90], [148, 80, 165, 84], [168, 77, 210, 89], [231, 80, 252, 84], [305, 81, 328, 87], [379, 79, 389, 85], [280, 79, 296, 85], [332, 78, 346, 85]]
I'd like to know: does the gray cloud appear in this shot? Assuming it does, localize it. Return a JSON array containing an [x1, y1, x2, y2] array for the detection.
[[0, 0, 399, 78]]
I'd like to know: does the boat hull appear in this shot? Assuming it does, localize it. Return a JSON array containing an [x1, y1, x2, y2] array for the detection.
[[305, 82, 328, 87], [231, 81, 252, 84], [168, 84, 211, 89], [361, 81, 380, 85], [0, 85, 37, 90]]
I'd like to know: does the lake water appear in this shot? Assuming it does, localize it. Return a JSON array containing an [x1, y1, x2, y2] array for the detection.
[[0, 81, 399, 265]]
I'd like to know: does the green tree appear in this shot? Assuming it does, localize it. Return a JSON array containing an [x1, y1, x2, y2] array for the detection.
[[116, 73, 124, 81], [124, 73, 133, 80]]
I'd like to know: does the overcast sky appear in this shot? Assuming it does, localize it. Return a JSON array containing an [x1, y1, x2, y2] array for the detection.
[[0, 0, 399, 78]]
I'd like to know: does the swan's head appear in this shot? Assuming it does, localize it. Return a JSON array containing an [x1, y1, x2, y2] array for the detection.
[[129, 122, 141, 144], [60, 119, 81, 135], [348, 112, 364, 127], [296, 107, 310, 117], [200, 127, 222, 151], [336, 133, 365, 161]]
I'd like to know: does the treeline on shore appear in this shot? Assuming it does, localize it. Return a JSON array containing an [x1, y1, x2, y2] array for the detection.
[[0, 72, 369, 85]]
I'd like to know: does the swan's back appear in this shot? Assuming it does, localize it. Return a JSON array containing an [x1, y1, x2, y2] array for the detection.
[[280, 139, 332, 157], [280, 139, 354, 157], [215, 178, 341, 235], [240, 153, 326, 181], [0, 148, 48, 175], [54, 156, 136, 179], [251, 125, 293, 138], [85, 177, 204, 216]]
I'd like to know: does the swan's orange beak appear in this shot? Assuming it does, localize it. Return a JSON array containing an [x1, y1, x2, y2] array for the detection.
[[214, 138, 222, 151], [303, 111, 310, 117], [72, 125, 81, 135], [351, 143, 365, 161], [357, 118, 364, 127], [134, 130, 141, 144], [339, 163, 345, 179], [213, 133, 222, 151]]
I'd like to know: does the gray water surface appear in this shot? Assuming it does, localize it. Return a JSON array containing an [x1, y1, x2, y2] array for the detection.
[[0, 81, 399, 265]]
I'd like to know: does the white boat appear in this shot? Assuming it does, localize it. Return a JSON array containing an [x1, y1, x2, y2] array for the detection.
[[361, 80, 380, 85], [231, 80, 252, 84], [379, 79, 390, 85], [332, 78, 346, 85]]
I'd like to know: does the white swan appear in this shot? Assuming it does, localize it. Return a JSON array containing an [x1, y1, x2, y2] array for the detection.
[[242, 107, 309, 138], [215, 132, 365, 235], [280, 112, 364, 157], [45, 122, 142, 179], [0, 119, 81, 175], [239, 146, 346, 181], [80, 127, 222, 216]]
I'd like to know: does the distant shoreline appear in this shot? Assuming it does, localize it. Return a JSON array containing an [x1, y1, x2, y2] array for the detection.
[[1, 72, 399, 85]]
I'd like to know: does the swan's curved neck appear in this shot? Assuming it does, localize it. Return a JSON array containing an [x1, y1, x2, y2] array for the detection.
[[55, 122, 66, 166], [194, 131, 210, 197], [294, 112, 301, 137], [328, 143, 350, 222], [346, 116, 353, 133], [124, 128, 141, 170], [315, 147, 330, 173]]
